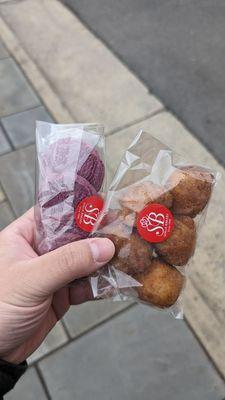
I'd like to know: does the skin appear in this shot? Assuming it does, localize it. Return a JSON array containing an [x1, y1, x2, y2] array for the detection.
[[0, 208, 115, 365]]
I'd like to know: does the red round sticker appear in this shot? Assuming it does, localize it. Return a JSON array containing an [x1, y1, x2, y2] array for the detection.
[[75, 195, 104, 233], [137, 203, 174, 243]]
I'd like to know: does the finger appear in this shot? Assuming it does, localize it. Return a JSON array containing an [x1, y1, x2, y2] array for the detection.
[[5, 207, 35, 243], [52, 288, 70, 320], [27, 238, 115, 295], [69, 278, 94, 305]]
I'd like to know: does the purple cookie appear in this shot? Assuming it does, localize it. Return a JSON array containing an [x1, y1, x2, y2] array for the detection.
[[36, 136, 104, 254], [38, 171, 74, 209], [78, 144, 104, 191], [56, 175, 96, 239], [37, 231, 82, 254], [74, 174, 97, 209], [41, 137, 104, 191], [36, 176, 97, 254]]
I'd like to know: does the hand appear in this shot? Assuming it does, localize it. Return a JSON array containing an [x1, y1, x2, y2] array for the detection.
[[0, 208, 114, 364]]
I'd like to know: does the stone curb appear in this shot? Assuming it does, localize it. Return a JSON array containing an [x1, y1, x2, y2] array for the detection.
[[0, 15, 74, 123]]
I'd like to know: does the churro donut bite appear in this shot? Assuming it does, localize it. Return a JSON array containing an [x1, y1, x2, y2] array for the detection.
[[100, 207, 136, 229], [136, 258, 184, 308], [155, 216, 196, 266], [119, 181, 173, 214], [102, 221, 153, 275], [167, 166, 214, 217]]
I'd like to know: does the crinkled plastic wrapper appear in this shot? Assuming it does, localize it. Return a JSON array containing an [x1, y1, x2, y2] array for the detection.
[[34, 122, 105, 255], [90, 131, 220, 318]]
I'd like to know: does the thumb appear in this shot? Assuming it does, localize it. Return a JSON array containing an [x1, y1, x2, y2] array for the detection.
[[26, 238, 115, 295]]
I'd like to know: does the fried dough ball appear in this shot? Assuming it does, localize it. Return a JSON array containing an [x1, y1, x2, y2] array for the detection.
[[102, 222, 153, 275], [136, 258, 184, 308], [118, 207, 136, 227], [100, 208, 136, 229], [119, 181, 173, 214], [155, 216, 196, 266], [100, 218, 131, 239], [167, 166, 214, 217]]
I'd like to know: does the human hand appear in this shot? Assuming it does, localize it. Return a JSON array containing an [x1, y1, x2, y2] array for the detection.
[[0, 208, 114, 364]]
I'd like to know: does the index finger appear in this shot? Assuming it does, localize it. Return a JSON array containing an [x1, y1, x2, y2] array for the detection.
[[10, 207, 35, 243]]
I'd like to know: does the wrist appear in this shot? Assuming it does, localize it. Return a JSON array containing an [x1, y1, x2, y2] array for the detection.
[[0, 349, 24, 366]]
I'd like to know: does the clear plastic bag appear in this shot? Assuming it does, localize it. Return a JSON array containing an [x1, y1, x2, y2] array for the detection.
[[90, 130, 219, 318], [34, 122, 105, 255]]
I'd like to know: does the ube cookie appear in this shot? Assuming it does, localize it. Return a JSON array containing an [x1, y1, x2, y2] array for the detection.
[[78, 142, 105, 191], [73, 175, 97, 209], [36, 176, 96, 254], [41, 137, 104, 191], [38, 171, 74, 208], [37, 193, 86, 244], [37, 231, 82, 254], [56, 176, 97, 240]]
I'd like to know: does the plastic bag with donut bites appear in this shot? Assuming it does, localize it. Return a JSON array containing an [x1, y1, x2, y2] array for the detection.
[[34, 122, 106, 255], [90, 130, 220, 318]]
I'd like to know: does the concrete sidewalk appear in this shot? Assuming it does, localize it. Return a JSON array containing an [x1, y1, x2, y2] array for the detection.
[[0, 1, 224, 399], [63, 0, 225, 167]]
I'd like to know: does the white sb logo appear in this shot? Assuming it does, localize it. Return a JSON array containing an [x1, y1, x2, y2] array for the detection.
[[140, 212, 165, 236], [83, 204, 100, 226]]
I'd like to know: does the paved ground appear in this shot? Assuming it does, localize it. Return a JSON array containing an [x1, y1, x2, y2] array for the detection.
[[0, 1, 224, 399], [63, 0, 225, 166]]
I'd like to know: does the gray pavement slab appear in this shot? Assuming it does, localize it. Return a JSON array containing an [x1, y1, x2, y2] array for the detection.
[[5, 367, 47, 400], [0, 145, 35, 216], [0, 184, 5, 203], [0, 124, 11, 154], [0, 58, 40, 118], [39, 305, 225, 400], [0, 201, 14, 230], [1, 106, 53, 148], [63, 299, 133, 338], [0, 0, 162, 131], [0, 39, 8, 60], [64, 0, 225, 166], [28, 321, 68, 364]]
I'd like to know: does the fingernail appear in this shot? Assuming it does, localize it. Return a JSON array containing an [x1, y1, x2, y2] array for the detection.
[[89, 238, 115, 264]]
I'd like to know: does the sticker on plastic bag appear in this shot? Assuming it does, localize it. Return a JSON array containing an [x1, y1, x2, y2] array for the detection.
[[75, 195, 104, 233], [137, 203, 174, 243]]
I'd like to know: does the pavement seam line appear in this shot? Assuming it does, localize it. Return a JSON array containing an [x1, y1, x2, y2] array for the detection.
[[0, 15, 74, 124], [60, 318, 73, 341], [32, 303, 135, 366], [184, 316, 225, 385], [35, 364, 52, 400], [0, 118, 15, 150], [190, 277, 223, 325], [185, 280, 225, 381], [107, 107, 165, 137]]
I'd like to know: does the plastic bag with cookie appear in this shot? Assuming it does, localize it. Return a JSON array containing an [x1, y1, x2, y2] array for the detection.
[[34, 122, 105, 255], [89, 130, 220, 318]]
